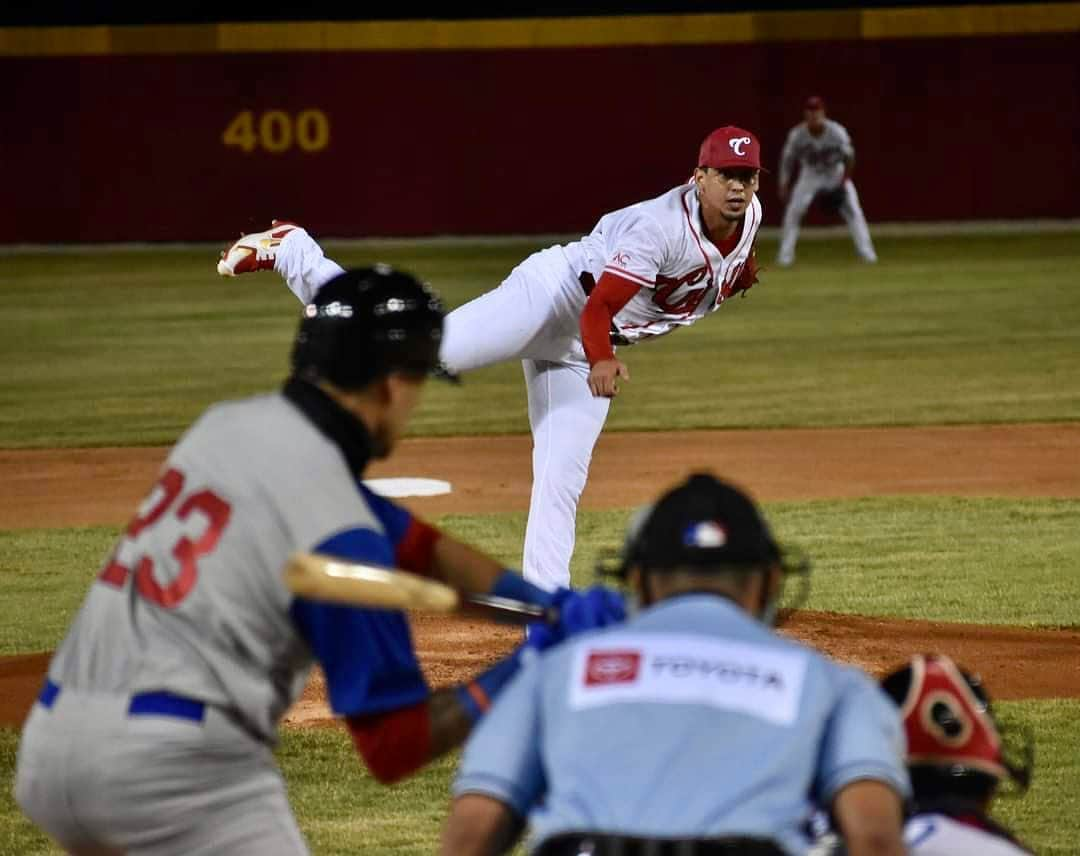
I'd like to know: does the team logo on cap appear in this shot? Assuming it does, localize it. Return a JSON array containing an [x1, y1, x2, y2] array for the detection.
[[683, 520, 728, 548], [728, 136, 752, 157]]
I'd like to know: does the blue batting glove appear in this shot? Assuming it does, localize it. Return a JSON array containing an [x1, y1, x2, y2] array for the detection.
[[490, 569, 556, 608], [549, 586, 627, 641], [522, 620, 558, 653]]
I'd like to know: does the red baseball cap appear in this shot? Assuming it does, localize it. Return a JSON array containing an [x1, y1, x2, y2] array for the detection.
[[804, 95, 825, 111], [697, 126, 762, 171]]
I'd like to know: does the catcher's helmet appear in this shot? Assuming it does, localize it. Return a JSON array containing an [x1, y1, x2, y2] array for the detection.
[[881, 654, 1033, 802], [290, 265, 457, 389]]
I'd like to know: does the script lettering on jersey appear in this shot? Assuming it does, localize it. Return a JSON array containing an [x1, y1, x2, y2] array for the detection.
[[98, 467, 232, 608], [652, 266, 710, 315], [570, 634, 808, 726], [716, 258, 748, 304]]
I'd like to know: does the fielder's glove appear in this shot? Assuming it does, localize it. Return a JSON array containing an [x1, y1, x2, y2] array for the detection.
[[815, 185, 847, 216]]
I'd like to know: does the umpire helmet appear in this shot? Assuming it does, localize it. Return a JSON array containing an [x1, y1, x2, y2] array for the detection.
[[291, 265, 457, 389], [881, 654, 1033, 802], [612, 473, 809, 577]]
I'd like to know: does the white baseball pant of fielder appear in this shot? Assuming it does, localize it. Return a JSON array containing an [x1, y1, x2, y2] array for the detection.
[[777, 116, 877, 266]]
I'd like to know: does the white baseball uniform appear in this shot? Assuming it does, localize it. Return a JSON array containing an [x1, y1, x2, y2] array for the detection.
[[905, 812, 1033, 855], [15, 381, 441, 854], [777, 118, 877, 265], [272, 183, 762, 590], [810, 807, 1032, 856]]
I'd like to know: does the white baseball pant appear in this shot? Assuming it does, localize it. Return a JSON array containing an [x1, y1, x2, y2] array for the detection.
[[274, 235, 610, 591], [777, 175, 877, 265], [16, 690, 308, 855]]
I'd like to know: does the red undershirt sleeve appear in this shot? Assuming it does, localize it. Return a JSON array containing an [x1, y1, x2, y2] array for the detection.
[[395, 517, 441, 578], [580, 273, 641, 366], [347, 700, 433, 784]]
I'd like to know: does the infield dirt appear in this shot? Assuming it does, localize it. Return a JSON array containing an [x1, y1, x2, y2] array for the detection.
[[2, 423, 1079, 728]]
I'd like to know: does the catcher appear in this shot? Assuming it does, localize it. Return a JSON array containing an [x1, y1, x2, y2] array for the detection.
[[812, 653, 1035, 855], [884, 653, 1034, 855], [441, 473, 909, 856]]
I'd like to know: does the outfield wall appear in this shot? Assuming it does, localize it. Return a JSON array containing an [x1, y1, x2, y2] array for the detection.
[[4, 6, 1078, 242]]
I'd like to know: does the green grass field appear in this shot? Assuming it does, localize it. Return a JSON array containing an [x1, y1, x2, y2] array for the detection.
[[2, 232, 1079, 447], [1, 230, 1079, 854], [6, 497, 1079, 656], [3, 698, 1079, 855]]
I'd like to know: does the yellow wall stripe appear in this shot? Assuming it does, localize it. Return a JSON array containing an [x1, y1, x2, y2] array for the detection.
[[2, 4, 1078, 56]]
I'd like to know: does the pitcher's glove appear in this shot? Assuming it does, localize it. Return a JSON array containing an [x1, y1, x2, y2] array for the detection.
[[816, 185, 847, 215], [722, 243, 760, 300]]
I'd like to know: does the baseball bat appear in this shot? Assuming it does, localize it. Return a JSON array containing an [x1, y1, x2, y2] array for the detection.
[[283, 552, 551, 625]]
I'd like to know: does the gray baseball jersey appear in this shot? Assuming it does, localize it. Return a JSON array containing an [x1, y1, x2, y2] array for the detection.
[[779, 119, 854, 189], [454, 594, 909, 855], [17, 380, 432, 853], [45, 384, 428, 741]]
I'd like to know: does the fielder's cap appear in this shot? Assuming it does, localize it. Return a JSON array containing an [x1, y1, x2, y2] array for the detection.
[[623, 473, 781, 572], [804, 95, 826, 111], [291, 265, 459, 389], [697, 125, 762, 172]]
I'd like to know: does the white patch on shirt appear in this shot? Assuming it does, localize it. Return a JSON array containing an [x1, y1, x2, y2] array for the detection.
[[569, 633, 807, 726]]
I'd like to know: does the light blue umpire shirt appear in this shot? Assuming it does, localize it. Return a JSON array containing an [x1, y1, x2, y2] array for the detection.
[[453, 594, 910, 855]]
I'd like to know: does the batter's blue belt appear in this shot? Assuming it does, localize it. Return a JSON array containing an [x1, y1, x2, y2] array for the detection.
[[38, 679, 205, 723]]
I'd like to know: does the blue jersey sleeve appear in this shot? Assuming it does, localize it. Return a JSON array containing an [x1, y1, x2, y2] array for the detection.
[[814, 667, 911, 804], [290, 527, 428, 717], [357, 483, 412, 549], [452, 656, 546, 816]]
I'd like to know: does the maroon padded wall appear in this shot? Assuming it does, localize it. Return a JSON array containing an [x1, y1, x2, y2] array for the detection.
[[3, 32, 1077, 242]]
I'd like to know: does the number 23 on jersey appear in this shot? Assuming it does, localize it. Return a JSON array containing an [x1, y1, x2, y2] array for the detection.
[[97, 468, 232, 608]]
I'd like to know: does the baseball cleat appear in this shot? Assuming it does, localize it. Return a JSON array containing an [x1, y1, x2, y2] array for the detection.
[[217, 220, 299, 276]]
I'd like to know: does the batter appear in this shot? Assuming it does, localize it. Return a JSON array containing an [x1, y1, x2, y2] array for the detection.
[[14, 267, 624, 855]]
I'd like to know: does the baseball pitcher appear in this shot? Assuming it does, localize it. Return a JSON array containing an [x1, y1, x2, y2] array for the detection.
[[14, 268, 624, 855], [218, 126, 764, 594], [777, 96, 877, 266]]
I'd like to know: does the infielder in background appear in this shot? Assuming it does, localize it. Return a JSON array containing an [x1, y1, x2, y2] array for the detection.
[[219, 125, 764, 593], [883, 654, 1034, 855], [15, 267, 622, 855], [776, 95, 877, 266], [440, 473, 909, 856]]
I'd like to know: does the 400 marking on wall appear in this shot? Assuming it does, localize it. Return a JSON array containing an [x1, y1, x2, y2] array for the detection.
[[222, 110, 330, 154]]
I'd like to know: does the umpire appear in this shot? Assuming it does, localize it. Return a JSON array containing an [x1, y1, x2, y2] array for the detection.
[[441, 473, 909, 856]]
